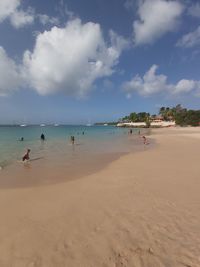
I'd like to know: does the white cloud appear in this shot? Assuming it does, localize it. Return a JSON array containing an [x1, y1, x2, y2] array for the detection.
[[188, 2, 200, 18], [173, 79, 200, 94], [0, 47, 22, 96], [0, 0, 34, 28], [176, 26, 200, 48], [37, 14, 59, 26], [133, 0, 184, 45], [123, 65, 168, 96], [0, 0, 20, 22], [23, 19, 128, 97], [0, 0, 59, 28], [122, 65, 200, 97], [10, 8, 34, 28], [58, 0, 75, 19]]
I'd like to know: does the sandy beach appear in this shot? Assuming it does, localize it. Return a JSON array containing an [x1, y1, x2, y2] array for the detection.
[[0, 127, 200, 267]]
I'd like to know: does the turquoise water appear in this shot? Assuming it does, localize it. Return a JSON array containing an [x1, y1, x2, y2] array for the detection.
[[0, 125, 144, 169]]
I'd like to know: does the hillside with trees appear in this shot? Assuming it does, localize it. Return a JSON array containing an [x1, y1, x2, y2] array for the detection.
[[121, 105, 200, 127]]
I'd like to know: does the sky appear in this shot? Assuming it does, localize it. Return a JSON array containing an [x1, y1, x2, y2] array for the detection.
[[0, 0, 200, 124]]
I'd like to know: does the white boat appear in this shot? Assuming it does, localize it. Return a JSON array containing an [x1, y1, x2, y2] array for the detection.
[[104, 123, 108, 126], [40, 124, 45, 127], [54, 124, 59, 127], [86, 119, 92, 126], [20, 117, 27, 127]]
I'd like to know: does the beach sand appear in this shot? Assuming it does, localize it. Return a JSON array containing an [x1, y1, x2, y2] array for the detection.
[[0, 127, 200, 266]]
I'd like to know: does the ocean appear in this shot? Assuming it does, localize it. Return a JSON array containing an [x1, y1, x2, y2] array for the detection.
[[0, 125, 145, 169]]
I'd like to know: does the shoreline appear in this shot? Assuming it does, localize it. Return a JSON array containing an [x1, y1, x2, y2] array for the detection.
[[0, 127, 199, 266], [0, 134, 154, 189]]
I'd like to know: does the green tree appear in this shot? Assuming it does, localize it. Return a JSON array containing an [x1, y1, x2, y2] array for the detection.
[[129, 112, 137, 122]]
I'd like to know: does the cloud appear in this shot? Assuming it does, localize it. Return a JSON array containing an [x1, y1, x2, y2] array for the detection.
[[0, 0, 20, 22], [188, 2, 200, 18], [58, 0, 75, 19], [0, 0, 59, 28], [0, 0, 34, 28], [10, 8, 34, 28], [176, 26, 200, 48], [173, 79, 200, 94], [37, 14, 60, 26], [122, 65, 168, 96], [0, 47, 23, 96], [122, 65, 200, 97], [133, 0, 184, 45], [23, 19, 128, 97], [0, 19, 128, 98]]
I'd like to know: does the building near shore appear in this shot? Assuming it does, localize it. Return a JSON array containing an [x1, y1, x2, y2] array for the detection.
[[117, 120, 175, 128]]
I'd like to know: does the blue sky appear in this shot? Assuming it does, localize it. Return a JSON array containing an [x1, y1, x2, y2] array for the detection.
[[0, 0, 200, 124]]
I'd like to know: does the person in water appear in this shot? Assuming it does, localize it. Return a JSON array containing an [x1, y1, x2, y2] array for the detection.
[[22, 149, 31, 161], [40, 133, 45, 141], [142, 135, 148, 145], [71, 136, 75, 144], [20, 137, 24, 141]]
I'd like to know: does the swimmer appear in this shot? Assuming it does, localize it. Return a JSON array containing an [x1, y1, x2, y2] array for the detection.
[[71, 136, 75, 144], [19, 137, 24, 141], [22, 149, 31, 162], [40, 133, 45, 141]]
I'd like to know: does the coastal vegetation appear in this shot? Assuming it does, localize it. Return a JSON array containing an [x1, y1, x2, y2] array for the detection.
[[121, 105, 200, 127], [159, 105, 200, 126]]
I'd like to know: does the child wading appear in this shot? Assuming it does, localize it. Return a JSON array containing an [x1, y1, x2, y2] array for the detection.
[[22, 149, 31, 161]]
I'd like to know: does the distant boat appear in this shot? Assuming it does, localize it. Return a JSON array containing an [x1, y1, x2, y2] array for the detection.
[[20, 117, 27, 127], [104, 123, 108, 126], [40, 124, 45, 127], [54, 124, 59, 127], [86, 120, 92, 126]]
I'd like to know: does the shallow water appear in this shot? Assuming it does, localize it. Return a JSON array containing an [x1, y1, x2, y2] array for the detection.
[[0, 125, 151, 188], [0, 125, 147, 167]]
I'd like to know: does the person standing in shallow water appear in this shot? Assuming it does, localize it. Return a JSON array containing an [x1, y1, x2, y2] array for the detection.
[[71, 136, 75, 144], [142, 135, 149, 145], [40, 133, 45, 141], [22, 149, 31, 161]]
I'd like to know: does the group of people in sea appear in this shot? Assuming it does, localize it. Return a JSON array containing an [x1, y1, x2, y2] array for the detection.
[[20, 133, 45, 142], [21, 129, 149, 163], [21, 133, 79, 162], [70, 132, 84, 144], [128, 128, 149, 145]]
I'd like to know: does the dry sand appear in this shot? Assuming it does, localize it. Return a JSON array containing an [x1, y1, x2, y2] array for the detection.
[[0, 127, 200, 267]]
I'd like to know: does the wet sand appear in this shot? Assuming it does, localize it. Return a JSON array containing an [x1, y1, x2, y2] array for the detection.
[[0, 152, 126, 188], [0, 127, 200, 266]]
